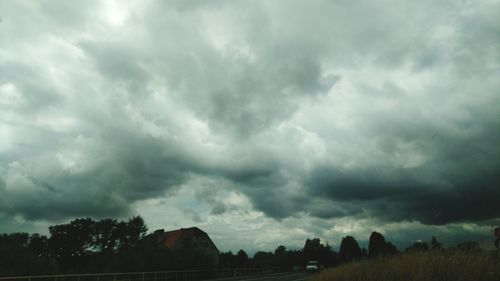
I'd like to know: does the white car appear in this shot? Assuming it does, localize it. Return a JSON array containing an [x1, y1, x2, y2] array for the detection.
[[306, 260, 320, 271]]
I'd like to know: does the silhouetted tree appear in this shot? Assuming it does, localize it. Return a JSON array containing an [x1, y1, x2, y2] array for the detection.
[[28, 234, 49, 258], [219, 251, 235, 267], [0, 233, 55, 276], [406, 240, 429, 252], [274, 245, 287, 256], [236, 249, 249, 267], [118, 216, 147, 250], [339, 236, 363, 263], [385, 242, 398, 255], [253, 251, 274, 267], [303, 238, 338, 266], [430, 236, 442, 250], [95, 218, 119, 254], [368, 232, 386, 258], [368, 232, 398, 258], [456, 241, 480, 252]]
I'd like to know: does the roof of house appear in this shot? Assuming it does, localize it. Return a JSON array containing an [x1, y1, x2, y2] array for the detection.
[[160, 227, 218, 251], [163, 228, 186, 248]]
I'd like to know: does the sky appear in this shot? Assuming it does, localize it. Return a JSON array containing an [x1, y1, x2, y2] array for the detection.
[[0, 0, 499, 254]]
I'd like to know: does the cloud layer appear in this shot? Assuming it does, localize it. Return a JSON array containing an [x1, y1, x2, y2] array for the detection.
[[1, 0, 499, 250]]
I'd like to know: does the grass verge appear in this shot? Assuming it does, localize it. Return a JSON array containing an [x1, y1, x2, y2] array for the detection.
[[311, 250, 500, 281]]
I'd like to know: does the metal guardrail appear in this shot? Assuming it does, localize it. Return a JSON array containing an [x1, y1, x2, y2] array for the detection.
[[0, 268, 281, 281]]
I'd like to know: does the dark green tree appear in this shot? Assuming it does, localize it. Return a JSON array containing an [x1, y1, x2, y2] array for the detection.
[[339, 236, 363, 263], [95, 218, 119, 254], [368, 232, 386, 258], [28, 234, 49, 258], [274, 245, 287, 256], [406, 240, 429, 252], [430, 236, 442, 250], [253, 251, 274, 267], [236, 249, 248, 267], [219, 251, 235, 267]]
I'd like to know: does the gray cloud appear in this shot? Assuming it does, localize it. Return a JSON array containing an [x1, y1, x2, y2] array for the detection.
[[1, 0, 499, 249]]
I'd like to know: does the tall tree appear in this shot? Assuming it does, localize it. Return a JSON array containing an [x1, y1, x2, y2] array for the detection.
[[368, 232, 386, 258], [339, 236, 363, 263]]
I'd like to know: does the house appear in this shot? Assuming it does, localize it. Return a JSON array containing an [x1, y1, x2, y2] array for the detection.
[[153, 227, 219, 267]]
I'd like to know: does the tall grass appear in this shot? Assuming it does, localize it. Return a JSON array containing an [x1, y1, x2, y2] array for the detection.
[[311, 250, 500, 281]]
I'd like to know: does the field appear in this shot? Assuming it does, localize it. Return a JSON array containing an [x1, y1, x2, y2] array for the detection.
[[311, 250, 500, 281]]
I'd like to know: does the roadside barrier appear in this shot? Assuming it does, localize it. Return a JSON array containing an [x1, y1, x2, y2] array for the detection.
[[0, 267, 283, 281]]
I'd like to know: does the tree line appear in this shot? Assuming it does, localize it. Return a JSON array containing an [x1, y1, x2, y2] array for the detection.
[[0, 216, 473, 277]]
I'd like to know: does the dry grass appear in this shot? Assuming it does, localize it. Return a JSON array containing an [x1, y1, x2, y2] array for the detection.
[[311, 251, 500, 281]]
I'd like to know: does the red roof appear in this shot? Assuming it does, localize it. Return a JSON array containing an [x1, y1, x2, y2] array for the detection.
[[162, 227, 207, 248], [163, 228, 186, 248]]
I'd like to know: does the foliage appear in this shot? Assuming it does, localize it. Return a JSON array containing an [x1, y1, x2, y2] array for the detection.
[[0, 216, 490, 278], [0, 233, 55, 276], [339, 236, 363, 263], [406, 241, 429, 252], [368, 232, 398, 258], [304, 238, 339, 267]]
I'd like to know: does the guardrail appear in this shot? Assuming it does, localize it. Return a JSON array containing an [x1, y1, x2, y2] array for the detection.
[[0, 267, 281, 281]]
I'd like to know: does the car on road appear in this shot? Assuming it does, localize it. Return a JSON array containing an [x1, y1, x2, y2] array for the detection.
[[306, 260, 320, 271]]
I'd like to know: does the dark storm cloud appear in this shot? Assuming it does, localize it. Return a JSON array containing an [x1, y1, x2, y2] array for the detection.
[[0, 0, 499, 243], [306, 163, 500, 224]]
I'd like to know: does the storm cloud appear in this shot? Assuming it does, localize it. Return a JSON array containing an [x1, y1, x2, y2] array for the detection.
[[1, 0, 499, 250]]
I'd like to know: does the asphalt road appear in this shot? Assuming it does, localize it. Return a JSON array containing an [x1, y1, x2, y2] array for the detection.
[[229, 272, 315, 281]]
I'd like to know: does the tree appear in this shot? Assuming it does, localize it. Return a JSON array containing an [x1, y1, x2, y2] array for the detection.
[[456, 241, 480, 252], [430, 236, 442, 250], [95, 219, 119, 254], [253, 251, 274, 267], [274, 245, 287, 256], [368, 232, 398, 258], [0, 233, 55, 276], [28, 234, 49, 258], [236, 249, 248, 267], [406, 240, 429, 252], [118, 216, 147, 250], [219, 251, 235, 267], [368, 232, 386, 258], [339, 236, 363, 263], [385, 242, 398, 255], [303, 238, 338, 267]]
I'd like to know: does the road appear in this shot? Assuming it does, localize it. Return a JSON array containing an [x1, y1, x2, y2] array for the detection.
[[228, 272, 314, 281]]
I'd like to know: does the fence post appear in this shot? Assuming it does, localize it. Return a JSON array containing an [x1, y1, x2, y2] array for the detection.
[[142, 273, 145, 281]]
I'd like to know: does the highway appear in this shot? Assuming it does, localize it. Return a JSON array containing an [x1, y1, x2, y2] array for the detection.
[[226, 272, 314, 281]]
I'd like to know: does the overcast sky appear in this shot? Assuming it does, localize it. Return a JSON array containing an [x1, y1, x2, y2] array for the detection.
[[1, 0, 499, 253]]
